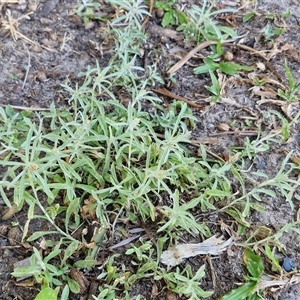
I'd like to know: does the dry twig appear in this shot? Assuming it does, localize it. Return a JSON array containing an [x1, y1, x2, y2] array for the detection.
[[208, 130, 258, 137], [152, 88, 204, 109], [167, 37, 242, 74], [0, 10, 57, 52], [22, 44, 31, 90], [141, 0, 153, 30], [0, 104, 51, 111], [0, 10, 34, 43], [167, 37, 282, 83]]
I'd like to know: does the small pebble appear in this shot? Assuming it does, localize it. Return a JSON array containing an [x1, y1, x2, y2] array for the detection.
[[294, 135, 300, 145], [223, 51, 233, 61], [254, 157, 266, 170], [155, 8, 164, 18], [282, 257, 295, 272]]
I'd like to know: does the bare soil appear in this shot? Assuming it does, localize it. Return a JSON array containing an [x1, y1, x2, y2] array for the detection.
[[1, 0, 300, 299]]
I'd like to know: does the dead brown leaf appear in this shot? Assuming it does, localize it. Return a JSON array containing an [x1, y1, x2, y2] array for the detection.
[[254, 274, 300, 293], [1, 203, 18, 220], [166, 290, 178, 300], [7, 226, 22, 246], [151, 283, 159, 298], [70, 268, 90, 293], [285, 152, 300, 165], [281, 43, 299, 62], [147, 23, 179, 40], [14, 278, 36, 287], [217, 123, 230, 131], [250, 85, 278, 99], [257, 99, 286, 106], [81, 195, 97, 220]]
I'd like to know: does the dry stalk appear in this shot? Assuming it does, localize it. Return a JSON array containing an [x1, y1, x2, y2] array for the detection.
[[0, 10, 35, 44], [0, 10, 56, 52]]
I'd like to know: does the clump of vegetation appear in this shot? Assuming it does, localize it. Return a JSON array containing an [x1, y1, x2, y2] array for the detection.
[[75, 0, 102, 23], [278, 59, 300, 102], [154, 0, 188, 27], [177, 0, 237, 43]]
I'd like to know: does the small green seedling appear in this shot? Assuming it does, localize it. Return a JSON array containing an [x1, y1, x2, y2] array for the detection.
[[194, 57, 254, 76], [75, 0, 101, 23], [278, 59, 300, 102], [243, 10, 258, 22], [263, 24, 285, 41], [177, 1, 237, 43], [8, 73, 19, 82], [155, 265, 213, 299], [271, 110, 290, 142], [193, 40, 254, 76], [193, 42, 254, 100], [264, 245, 281, 272], [253, 77, 266, 86], [220, 249, 264, 300], [193, 41, 254, 76], [265, 12, 275, 20], [205, 70, 221, 102], [155, 0, 188, 27], [282, 9, 291, 18]]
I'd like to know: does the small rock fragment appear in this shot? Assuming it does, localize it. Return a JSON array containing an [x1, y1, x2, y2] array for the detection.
[[254, 157, 266, 170], [37, 71, 47, 82], [40, 17, 54, 25], [282, 257, 295, 272], [41, 38, 58, 47], [30, 44, 42, 53], [85, 21, 95, 30], [224, 51, 233, 61], [279, 296, 295, 300]]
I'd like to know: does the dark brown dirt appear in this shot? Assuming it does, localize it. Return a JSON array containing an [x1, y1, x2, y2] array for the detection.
[[1, 0, 300, 299]]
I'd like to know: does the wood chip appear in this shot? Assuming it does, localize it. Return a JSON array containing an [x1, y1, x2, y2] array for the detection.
[[160, 235, 233, 266], [217, 123, 230, 131]]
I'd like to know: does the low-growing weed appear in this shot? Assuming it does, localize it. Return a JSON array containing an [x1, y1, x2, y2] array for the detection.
[[154, 0, 188, 27], [278, 59, 300, 102], [221, 239, 298, 300], [220, 248, 264, 300], [263, 23, 285, 41], [75, 0, 102, 23], [177, 1, 237, 44], [193, 41, 253, 101], [155, 265, 213, 299]]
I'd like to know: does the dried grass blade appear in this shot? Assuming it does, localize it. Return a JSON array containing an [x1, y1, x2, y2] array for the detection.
[[152, 88, 204, 109]]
